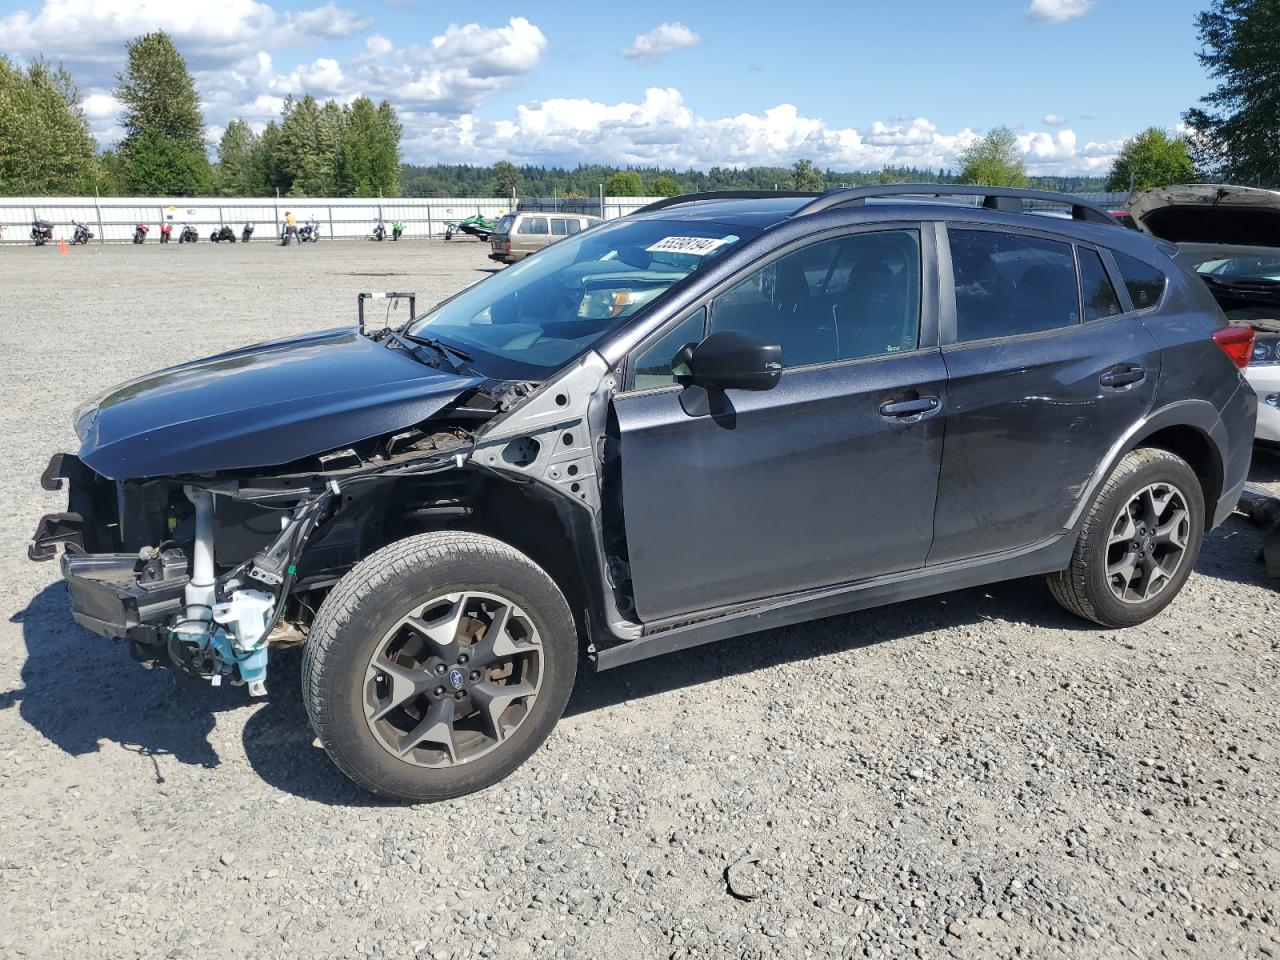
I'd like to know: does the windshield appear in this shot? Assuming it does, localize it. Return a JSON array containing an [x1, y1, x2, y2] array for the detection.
[[1194, 254, 1280, 282], [408, 218, 752, 378]]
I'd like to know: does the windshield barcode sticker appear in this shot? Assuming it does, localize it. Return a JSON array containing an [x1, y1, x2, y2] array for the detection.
[[646, 236, 731, 256]]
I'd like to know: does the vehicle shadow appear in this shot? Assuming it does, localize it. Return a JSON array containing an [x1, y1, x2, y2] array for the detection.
[[8, 514, 1271, 804], [3, 582, 224, 774]]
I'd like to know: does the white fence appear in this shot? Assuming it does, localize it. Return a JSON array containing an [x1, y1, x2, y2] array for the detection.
[[0, 192, 1130, 245], [0, 195, 664, 244]]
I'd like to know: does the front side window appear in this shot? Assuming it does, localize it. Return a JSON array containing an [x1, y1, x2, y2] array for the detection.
[[408, 219, 751, 378], [1078, 247, 1123, 321], [709, 230, 922, 368], [949, 230, 1080, 342], [519, 217, 549, 235], [1113, 251, 1167, 310]]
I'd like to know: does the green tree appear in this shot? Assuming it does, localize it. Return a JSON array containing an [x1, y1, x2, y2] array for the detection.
[[492, 160, 521, 197], [214, 119, 258, 196], [115, 32, 210, 194], [956, 126, 1028, 187], [334, 97, 401, 196], [651, 175, 682, 196], [1106, 127, 1197, 192], [790, 158, 825, 191], [605, 170, 645, 195], [1184, 0, 1280, 182], [0, 57, 99, 194]]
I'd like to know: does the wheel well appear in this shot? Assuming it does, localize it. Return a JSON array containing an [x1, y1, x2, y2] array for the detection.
[[1135, 425, 1222, 511], [365, 471, 594, 642]]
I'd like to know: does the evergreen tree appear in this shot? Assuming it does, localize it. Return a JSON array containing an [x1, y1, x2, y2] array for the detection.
[[215, 120, 259, 196], [0, 56, 99, 194], [334, 97, 401, 196], [115, 32, 210, 194], [790, 159, 825, 190]]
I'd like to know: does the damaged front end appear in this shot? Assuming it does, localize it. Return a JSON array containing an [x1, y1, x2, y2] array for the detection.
[[31, 395, 499, 696]]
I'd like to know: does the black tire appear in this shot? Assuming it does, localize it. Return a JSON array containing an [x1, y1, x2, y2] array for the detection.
[[1048, 447, 1204, 628], [303, 532, 578, 802]]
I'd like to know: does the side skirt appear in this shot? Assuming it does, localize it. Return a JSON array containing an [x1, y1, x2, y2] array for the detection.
[[594, 533, 1075, 671]]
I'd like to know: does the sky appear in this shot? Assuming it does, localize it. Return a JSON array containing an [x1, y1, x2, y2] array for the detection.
[[0, 0, 1214, 175]]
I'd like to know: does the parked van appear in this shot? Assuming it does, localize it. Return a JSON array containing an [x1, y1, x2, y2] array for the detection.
[[490, 212, 601, 264]]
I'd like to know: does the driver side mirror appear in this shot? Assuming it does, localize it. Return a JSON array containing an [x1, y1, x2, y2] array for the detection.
[[681, 330, 782, 392]]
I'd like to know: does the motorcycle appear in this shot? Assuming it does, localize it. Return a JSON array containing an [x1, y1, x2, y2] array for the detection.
[[391, 221, 405, 241], [371, 221, 386, 241], [133, 224, 150, 244], [159, 223, 173, 244], [241, 223, 254, 243], [178, 224, 199, 244], [298, 220, 321, 242], [31, 219, 54, 245], [71, 221, 94, 245], [209, 225, 237, 243]]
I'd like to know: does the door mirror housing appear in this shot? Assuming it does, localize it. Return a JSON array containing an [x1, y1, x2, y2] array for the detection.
[[684, 330, 782, 392]]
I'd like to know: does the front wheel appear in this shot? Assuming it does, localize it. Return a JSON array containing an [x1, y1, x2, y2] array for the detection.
[[1048, 447, 1204, 628], [303, 532, 578, 802]]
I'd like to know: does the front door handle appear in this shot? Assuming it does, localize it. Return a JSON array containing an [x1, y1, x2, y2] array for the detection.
[[1100, 365, 1146, 388], [879, 396, 940, 418]]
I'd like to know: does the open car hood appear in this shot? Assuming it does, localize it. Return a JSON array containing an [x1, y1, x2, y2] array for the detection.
[[1130, 184, 1280, 247], [76, 327, 485, 479]]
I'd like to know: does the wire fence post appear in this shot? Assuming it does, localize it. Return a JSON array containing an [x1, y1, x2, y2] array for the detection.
[[328, 204, 335, 239], [599, 184, 604, 219], [93, 189, 105, 244], [426, 204, 432, 239]]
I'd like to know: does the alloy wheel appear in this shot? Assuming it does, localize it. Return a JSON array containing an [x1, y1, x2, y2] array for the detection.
[[1105, 481, 1191, 604], [363, 591, 542, 767]]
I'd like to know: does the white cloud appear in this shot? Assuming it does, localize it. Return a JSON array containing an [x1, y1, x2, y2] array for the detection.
[[1044, 113, 1067, 126], [620, 22, 700, 63], [400, 88, 1116, 175], [1027, 0, 1095, 23]]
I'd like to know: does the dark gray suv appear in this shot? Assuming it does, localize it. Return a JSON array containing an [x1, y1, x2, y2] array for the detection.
[[31, 186, 1257, 801]]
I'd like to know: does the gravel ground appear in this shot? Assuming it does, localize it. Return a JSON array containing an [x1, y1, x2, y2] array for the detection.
[[1, 239, 1278, 960]]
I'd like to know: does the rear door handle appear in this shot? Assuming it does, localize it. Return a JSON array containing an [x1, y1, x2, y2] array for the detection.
[[879, 396, 940, 418], [1100, 365, 1146, 388]]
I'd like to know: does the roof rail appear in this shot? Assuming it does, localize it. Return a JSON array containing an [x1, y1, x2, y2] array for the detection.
[[630, 190, 822, 215], [790, 184, 1120, 225]]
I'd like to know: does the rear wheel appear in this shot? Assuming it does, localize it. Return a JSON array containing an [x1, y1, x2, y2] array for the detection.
[[303, 532, 577, 802], [1049, 447, 1204, 627]]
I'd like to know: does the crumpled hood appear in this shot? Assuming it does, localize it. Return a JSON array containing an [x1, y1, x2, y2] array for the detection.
[[1130, 184, 1280, 247], [77, 327, 485, 479]]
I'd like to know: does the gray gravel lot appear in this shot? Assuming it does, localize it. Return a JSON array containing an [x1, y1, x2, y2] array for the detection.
[[1, 239, 1278, 960]]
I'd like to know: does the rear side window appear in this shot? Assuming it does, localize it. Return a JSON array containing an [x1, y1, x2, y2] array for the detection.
[[949, 230, 1080, 342], [518, 217, 548, 235], [1113, 251, 1167, 310], [566, 219, 583, 234], [1078, 247, 1123, 321], [550, 218, 569, 236]]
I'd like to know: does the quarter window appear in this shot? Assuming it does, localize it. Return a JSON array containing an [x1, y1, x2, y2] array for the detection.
[[1113, 251, 1167, 310], [518, 217, 549, 235], [1078, 247, 1123, 321], [708, 230, 922, 368], [632, 308, 706, 390], [949, 230, 1080, 342]]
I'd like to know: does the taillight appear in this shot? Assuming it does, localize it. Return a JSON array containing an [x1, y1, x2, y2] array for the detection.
[[1212, 325, 1255, 369]]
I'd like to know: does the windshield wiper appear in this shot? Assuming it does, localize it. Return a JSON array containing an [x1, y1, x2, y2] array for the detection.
[[403, 333, 475, 369]]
